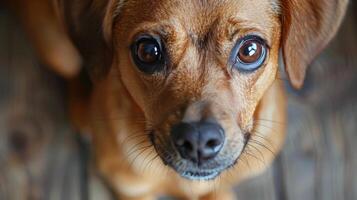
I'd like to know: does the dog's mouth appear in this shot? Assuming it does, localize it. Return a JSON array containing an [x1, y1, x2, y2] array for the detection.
[[181, 170, 220, 180], [150, 131, 251, 181]]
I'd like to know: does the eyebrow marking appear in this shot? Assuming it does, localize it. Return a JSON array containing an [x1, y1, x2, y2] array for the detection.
[[226, 19, 256, 41], [226, 18, 271, 46]]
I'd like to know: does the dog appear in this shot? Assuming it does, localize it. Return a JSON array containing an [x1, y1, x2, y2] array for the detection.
[[7, 0, 348, 199]]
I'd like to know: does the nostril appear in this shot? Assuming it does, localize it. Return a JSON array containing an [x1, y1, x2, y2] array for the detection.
[[171, 122, 199, 160], [176, 139, 194, 152], [206, 139, 219, 149], [182, 141, 193, 151]]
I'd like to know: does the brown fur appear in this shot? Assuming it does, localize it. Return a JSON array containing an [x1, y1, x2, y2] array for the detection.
[[7, 0, 348, 199]]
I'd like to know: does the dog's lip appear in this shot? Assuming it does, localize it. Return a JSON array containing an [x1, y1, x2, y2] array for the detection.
[[181, 170, 220, 181]]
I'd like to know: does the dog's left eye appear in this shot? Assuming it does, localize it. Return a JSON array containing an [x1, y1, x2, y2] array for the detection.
[[231, 36, 268, 71], [131, 36, 164, 74]]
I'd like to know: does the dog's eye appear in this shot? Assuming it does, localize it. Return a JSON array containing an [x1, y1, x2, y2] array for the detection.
[[137, 39, 161, 63], [131, 36, 164, 74], [231, 36, 267, 71]]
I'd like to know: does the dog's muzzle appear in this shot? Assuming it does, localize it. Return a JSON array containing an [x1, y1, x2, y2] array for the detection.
[[150, 118, 248, 181]]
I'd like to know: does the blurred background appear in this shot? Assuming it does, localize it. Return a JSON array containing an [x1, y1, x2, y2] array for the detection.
[[0, 1, 357, 200]]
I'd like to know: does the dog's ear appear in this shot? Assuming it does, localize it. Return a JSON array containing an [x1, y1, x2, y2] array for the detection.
[[281, 0, 348, 89], [60, 0, 121, 81], [103, 0, 122, 45], [7, 0, 82, 78]]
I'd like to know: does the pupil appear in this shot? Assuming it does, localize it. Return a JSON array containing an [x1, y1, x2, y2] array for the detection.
[[243, 42, 257, 57], [138, 41, 160, 63]]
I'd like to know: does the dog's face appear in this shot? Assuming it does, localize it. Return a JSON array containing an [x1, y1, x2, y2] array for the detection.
[[77, 0, 347, 181], [111, 0, 281, 180]]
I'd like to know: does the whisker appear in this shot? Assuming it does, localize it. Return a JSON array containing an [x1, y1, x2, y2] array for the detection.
[[146, 153, 160, 173], [125, 139, 150, 156], [249, 139, 275, 155], [140, 149, 155, 173], [250, 130, 275, 146], [246, 143, 266, 163], [244, 147, 267, 166], [128, 144, 153, 168], [238, 154, 250, 170], [120, 132, 151, 146], [254, 118, 285, 125], [253, 122, 280, 134]]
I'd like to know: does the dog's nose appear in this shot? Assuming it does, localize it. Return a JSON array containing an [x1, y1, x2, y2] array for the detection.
[[171, 121, 225, 164]]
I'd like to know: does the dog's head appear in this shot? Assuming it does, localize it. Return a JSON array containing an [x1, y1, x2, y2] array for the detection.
[[61, 0, 347, 181], [112, 0, 283, 180]]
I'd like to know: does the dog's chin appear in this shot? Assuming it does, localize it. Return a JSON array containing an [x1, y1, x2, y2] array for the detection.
[[168, 158, 235, 181]]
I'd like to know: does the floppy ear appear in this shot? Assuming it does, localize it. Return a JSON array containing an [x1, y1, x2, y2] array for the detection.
[[7, 0, 82, 78], [60, 0, 121, 81], [281, 0, 349, 89], [103, 0, 124, 45]]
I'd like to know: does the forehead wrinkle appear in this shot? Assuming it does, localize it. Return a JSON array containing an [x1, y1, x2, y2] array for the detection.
[[188, 18, 220, 51]]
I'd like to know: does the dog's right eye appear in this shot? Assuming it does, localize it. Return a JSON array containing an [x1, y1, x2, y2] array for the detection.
[[131, 36, 164, 74], [230, 35, 268, 72]]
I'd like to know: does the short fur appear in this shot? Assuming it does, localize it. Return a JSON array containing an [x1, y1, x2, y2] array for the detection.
[[8, 0, 348, 199]]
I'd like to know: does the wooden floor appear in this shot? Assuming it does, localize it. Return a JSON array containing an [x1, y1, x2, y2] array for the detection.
[[1, 3, 357, 200]]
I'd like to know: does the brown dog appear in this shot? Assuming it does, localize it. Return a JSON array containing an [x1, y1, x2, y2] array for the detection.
[[8, 0, 348, 199]]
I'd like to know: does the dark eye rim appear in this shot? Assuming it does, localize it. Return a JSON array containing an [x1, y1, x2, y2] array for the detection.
[[131, 34, 166, 74], [230, 35, 268, 72]]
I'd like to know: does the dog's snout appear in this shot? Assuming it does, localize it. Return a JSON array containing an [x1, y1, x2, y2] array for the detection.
[[171, 121, 225, 164]]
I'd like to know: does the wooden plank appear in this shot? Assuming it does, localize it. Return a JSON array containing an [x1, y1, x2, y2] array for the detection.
[[235, 166, 278, 200], [0, 8, 80, 200], [0, 8, 114, 200], [0, 6, 13, 102]]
